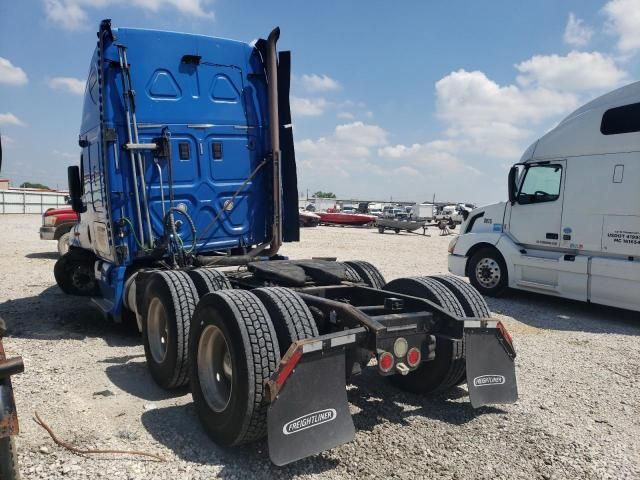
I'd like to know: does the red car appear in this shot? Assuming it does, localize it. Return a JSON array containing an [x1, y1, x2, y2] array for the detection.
[[39, 207, 78, 255]]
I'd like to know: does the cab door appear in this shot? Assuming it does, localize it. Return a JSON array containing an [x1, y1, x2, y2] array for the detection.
[[507, 161, 565, 249], [505, 161, 570, 293]]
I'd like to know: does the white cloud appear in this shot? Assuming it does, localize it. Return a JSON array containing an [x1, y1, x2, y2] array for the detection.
[[336, 112, 354, 120], [378, 141, 463, 172], [564, 13, 593, 47], [516, 51, 627, 92], [334, 121, 388, 148], [0, 113, 26, 127], [43, 0, 214, 31], [436, 69, 577, 126], [297, 122, 389, 178], [53, 150, 78, 159], [43, 0, 88, 30], [300, 74, 341, 92], [603, 0, 640, 53], [291, 97, 329, 117], [0, 58, 28, 86], [435, 69, 579, 159], [48, 76, 86, 95]]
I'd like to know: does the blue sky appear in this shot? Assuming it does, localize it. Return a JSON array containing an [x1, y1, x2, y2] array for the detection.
[[0, 0, 638, 205]]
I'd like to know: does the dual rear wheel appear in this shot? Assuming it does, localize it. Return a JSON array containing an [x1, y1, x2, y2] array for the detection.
[[141, 269, 318, 446], [383, 274, 491, 394], [189, 287, 318, 446], [140, 263, 488, 445]]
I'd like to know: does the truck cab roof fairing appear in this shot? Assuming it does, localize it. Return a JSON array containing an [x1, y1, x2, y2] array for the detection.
[[532, 81, 640, 161]]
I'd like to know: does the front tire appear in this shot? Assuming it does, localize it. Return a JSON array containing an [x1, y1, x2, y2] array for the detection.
[[189, 290, 280, 446], [468, 248, 508, 297], [53, 249, 99, 296]]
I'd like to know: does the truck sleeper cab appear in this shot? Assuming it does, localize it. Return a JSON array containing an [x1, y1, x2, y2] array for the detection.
[[54, 20, 518, 466], [449, 80, 640, 312]]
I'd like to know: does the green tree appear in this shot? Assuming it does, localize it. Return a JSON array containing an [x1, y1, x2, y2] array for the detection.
[[313, 191, 336, 198], [20, 182, 50, 190]]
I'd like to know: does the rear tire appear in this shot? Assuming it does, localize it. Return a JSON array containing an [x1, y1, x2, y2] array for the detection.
[[343, 260, 386, 289], [468, 248, 508, 297], [377, 226, 385, 234], [53, 249, 99, 296], [341, 262, 362, 283], [430, 275, 491, 318], [189, 290, 280, 446], [142, 271, 199, 389], [0, 436, 19, 480], [253, 287, 318, 353], [429, 275, 491, 385], [383, 276, 466, 393], [57, 232, 71, 256], [187, 268, 232, 297]]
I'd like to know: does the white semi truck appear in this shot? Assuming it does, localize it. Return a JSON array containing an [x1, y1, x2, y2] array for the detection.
[[448, 81, 640, 312]]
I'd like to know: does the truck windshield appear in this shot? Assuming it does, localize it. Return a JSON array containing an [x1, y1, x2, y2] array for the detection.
[[517, 165, 562, 204]]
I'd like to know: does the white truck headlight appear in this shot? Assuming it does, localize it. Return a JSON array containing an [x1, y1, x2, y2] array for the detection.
[[44, 216, 56, 226]]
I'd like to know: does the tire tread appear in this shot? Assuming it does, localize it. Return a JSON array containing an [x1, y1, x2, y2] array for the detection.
[[214, 290, 280, 444], [155, 270, 198, 388], [430, 274, 491, 318], [343, 260, 386, 289], [254, 287, 318, 352]]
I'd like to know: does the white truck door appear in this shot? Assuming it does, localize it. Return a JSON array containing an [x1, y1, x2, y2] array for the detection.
[[507, 161, 565, 249], [505, 161, 569, 293]]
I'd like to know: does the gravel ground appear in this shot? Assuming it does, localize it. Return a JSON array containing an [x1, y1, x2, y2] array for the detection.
[[1, 215, 639, 480]]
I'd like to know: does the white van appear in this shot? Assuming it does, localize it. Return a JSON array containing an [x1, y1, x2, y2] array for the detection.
[[448, 81, 640, 312]]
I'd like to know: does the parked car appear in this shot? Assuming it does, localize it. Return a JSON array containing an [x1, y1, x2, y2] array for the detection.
[[40, 207, 78, 255]]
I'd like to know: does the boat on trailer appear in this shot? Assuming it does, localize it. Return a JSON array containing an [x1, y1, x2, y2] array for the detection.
[[318, 212, 377, 226]]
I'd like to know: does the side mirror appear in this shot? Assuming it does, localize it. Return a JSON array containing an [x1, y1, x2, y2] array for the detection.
[[67, 165, 86, 213], [508, 166, 518, 204]]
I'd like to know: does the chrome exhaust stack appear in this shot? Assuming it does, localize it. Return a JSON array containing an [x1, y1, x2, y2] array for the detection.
[[265, 27, 283, 257]]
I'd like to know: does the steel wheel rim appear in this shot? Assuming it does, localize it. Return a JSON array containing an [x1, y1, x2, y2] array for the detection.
[[475, 258, 501, 289], [147, 297, 170, 364], [70, 264, 94, 292], [198, 324, 232, 412]]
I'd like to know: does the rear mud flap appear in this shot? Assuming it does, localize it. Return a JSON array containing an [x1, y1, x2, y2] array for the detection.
[[267, 349, 354, 466], [464, 322, 518, 408]]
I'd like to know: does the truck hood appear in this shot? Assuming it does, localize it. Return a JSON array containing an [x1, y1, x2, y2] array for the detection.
[[44, 207, 75, 217], [463, 202, 507, 234]]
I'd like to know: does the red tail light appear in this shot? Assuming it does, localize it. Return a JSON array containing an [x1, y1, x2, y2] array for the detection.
[[497, 321, 513, 347], [378, 352, 394, 372], [407, 347, 421, 367]]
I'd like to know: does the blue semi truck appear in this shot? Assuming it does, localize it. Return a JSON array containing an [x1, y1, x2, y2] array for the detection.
[[54, 20, 518, 465]]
